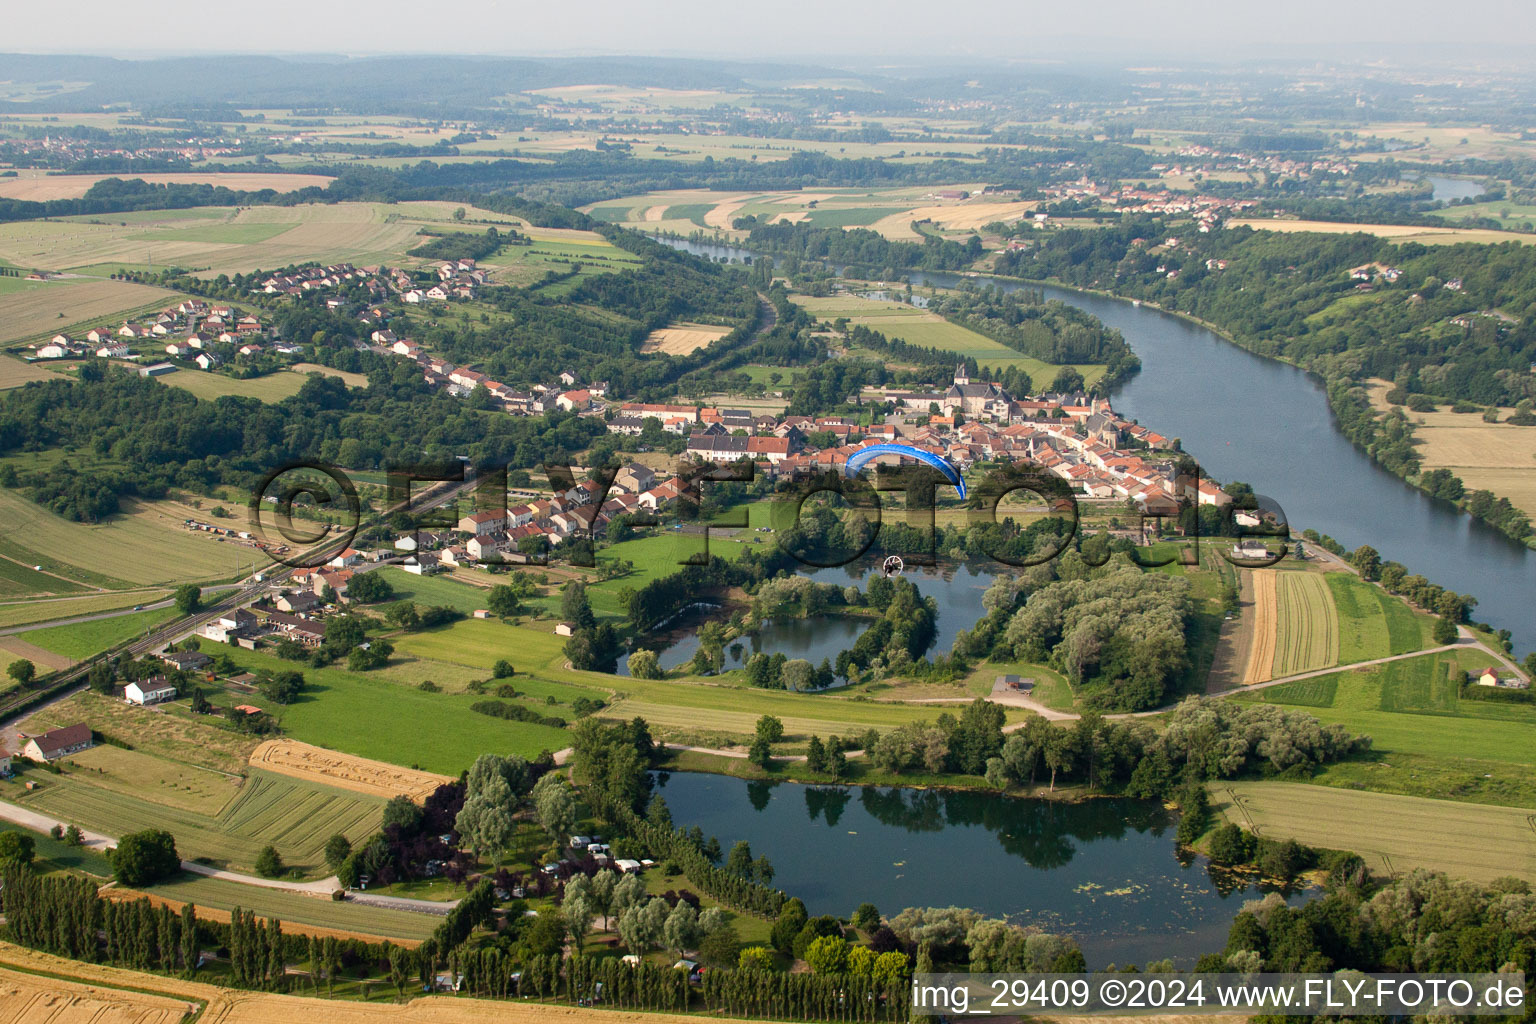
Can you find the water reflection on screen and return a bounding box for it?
[655,771,1305,966]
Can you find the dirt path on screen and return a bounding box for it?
[1205,569,1253,693]
[1242,568,1277,684]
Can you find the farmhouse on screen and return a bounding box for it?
[21,722,93,763]
[125,676,177,706]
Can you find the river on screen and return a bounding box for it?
[659,236,1534,653]
[654,771,1302,967]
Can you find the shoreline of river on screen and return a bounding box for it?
[934,269,1536,555]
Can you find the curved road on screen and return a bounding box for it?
[0,797,456,914]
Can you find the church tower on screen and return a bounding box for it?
[954,362,969,386]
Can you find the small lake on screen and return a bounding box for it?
[614,563,994,676]
[1416,174,1488,202]
[656,771,1302,967]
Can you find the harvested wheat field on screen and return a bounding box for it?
[251,739,453,802]
[0,278,181,345]
[0,353,64,388]
[0,171,334,202]
[0,967,198,1024]
[641,322,731,355]
[206,993,775,1024]
[1228,218,1535,245]
[1243,569,1278,684]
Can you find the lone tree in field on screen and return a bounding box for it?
[255,845,285,878]
[111,829,179,887]
[6,659,35,689]
[323,834,351,871]
[487,584,522,618]
[560,580,596,631]
[173,584,202,615]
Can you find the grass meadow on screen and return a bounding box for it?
[197,639,572,773]
[1235,648,1536,804]
[0,491,251,591]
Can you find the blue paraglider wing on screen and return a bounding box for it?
[843,443,966,500]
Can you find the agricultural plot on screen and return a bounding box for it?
[45,744,240,817]
[129,874,439,942]
[0,556,90,598]
[1227,218,1535,246]
[1219,781,1536,883]
[581,185,1031,241]
[23,691,259,776]
[196,639,571,773]
[250,739,454,802]
[0,589,167,629]
[0,491,254,590]
[0,636,72,671]
[0,353,63,388]
[0,277,182,345]
[0,170,334,201]
[20,607,171,658]
[1325,572,1428,662]
[0,966,193,1024]
[1242,569,1277,684]
[480,228,645,287]
[1365,381,1536,521]
[12,767,384,876]
[1237,650,1536,767]
[155,368,311,403]
[641,322,731,355]
[0,202,533,288]
[1271,570,1338,676]
[791,293,1106,385]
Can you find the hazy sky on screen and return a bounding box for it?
[7,0,1536,60]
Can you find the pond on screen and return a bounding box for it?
[613,563,996,676]
[655,771,1302,967]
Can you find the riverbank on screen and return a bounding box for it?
[947,270,1536,554]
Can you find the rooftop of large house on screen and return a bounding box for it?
[26,722,92,759]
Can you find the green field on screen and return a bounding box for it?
[11,767,383,876]
[1218,781,1536,883]
[0,824,114,877]
[1237,649,1536,804]
[803,207,891,227]
[1325,572,1432,662]
[370,567,494,615]
[138,872,440,940]
[199,639,572,773]
[1272,570,1338,676]
[0,557,91,598]
[21,607,173,658]
[0,588,168,628]
[157,369,311,403]
[0,490,252,590]
[791,293,1106,386]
